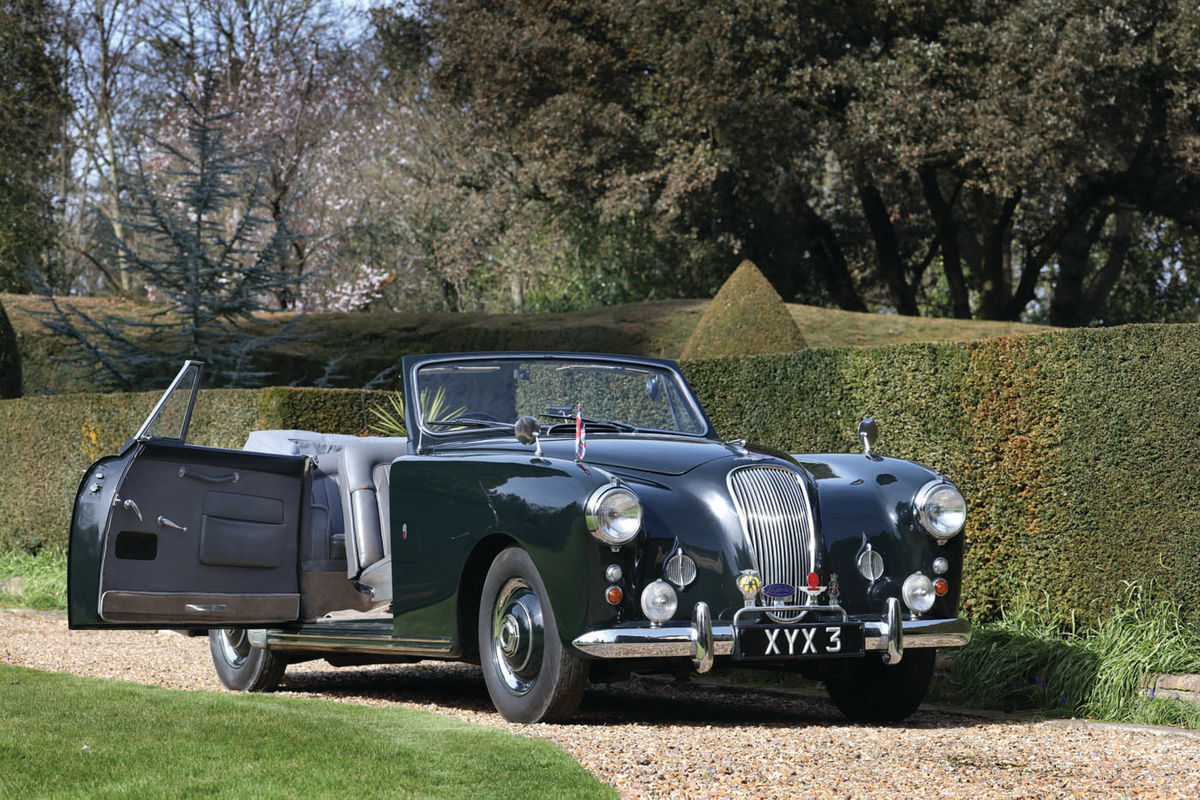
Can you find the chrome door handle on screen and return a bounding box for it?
[157,516,188,533]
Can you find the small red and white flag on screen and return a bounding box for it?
[575,403,586,462]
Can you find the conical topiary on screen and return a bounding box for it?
[0,299,21,398]
[680,260,807,360]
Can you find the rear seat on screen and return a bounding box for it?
[243,430,408,602]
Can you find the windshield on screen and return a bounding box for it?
[413,357,708,437]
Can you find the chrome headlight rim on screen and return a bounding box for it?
[915,480,966,541]
[585,484,643,547]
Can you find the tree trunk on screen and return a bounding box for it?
[919,167,970,318]
[797,203,867,312]
[857,179,918,315]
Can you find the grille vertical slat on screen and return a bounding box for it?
[727,466,816,593]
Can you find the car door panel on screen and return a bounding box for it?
[75,441,306,628]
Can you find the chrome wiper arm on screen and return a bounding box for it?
[539,412,639,433]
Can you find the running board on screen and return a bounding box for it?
[255,620,456,658]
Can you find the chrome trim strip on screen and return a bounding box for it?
[572,612,971,662]
[264,628,455,657]
[733,603,849,625]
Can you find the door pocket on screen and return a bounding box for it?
[200,517,287,568]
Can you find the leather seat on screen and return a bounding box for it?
[335,438,410,601]
[244,430,408,602]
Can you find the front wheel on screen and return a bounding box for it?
[823,649,935,722]
[479,547,588,723]
[208,628,287,692]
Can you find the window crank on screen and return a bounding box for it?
[122,498,143,522]
[157,516,188,533]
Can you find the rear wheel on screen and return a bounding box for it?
[823,649,935,722]
[208,628,287,692]
[479,547,588,723]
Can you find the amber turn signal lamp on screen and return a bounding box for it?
[605,585,623,605]
[934,578,949,597]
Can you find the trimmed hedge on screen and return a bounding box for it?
[681,260,807,360]
[0,387,384,553]
[685,324,1200,626]
[3,323,1198,625]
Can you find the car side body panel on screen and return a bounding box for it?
[389,452,613,648]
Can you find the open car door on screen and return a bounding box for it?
[68,362,305,629]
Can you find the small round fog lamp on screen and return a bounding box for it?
[902,573,937,614]
[640,580,678,625]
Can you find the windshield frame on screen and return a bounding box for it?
[402,352,717,449]
[133,360,205,443]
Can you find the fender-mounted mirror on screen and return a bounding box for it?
[857,418,878,457]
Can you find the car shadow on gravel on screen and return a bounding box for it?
[274,662,983,730]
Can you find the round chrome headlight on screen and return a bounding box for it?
[902,573,937,614]
[585,485,643,547]
[916,481,966,541]
[640,580,678,624]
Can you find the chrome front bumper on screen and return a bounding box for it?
[571,598,971,673]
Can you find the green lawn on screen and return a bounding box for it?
[0,663,615,799]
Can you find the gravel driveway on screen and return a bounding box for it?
[4,608,1199,799]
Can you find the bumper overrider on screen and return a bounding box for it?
[572,597,971,673]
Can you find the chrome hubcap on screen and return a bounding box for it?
[490,578,544,696]
[217,628,250,668]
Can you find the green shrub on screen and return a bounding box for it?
[684,324,1200,625]
[951,584,1200,728]
[0,548,65,610]
[681,260,807,360]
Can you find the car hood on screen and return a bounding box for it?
[462,435,743,476]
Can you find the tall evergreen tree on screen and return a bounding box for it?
[39,77,302,390]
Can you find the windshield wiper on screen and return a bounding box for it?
[540,411,639,433]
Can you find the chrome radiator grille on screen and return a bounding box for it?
[726,465,817,592]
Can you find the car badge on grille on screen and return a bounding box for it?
[735,570,762,605]
[799,571,826,597]
[761,583,795,600]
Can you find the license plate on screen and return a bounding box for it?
[734,622,865,660]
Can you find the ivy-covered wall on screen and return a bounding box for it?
[2,324,1197,624]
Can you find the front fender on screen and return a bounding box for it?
[795,453,964,619]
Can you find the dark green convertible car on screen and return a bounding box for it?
[69,352,970,723]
